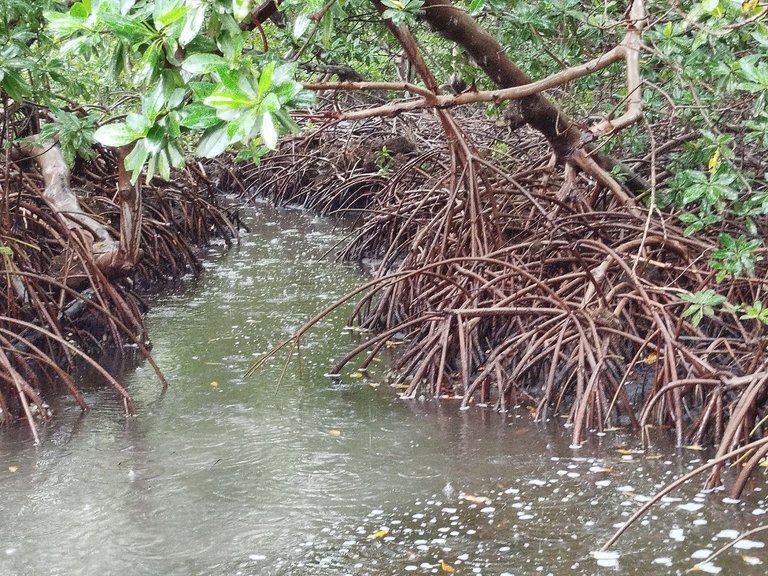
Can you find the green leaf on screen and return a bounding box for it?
[258,61,276,97]
[0,70,30,102]
[293,14,311,39]
[232,0,252,21]
[261,111,278,149]
[204,92,253,110]
[179,104,220,129]
[100,14,153,43]
[182,53,227,75]
[197,122,230,158]
[179,5,207,46]
[124,139,150,184]
[69,2,89,19]
[94,123,140,147]
[189,81,217,100]
[156,5,189,29]
[155,146,170,180]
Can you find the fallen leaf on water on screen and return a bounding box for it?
[645,454,663,460]
[370,528,389,538]
[684,444,705,451]
[592,467,614,473]
[640,351,658,365]
[210,381,219,387]
[8,466,18,473]
[440,560,455,573]
[460,494,491,505]
[327,430,342,437]
[616,448,635,455]
[350,372,363,379]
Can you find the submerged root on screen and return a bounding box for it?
[0,137,239,438]
[243,109,767,497]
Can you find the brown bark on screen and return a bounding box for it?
[420,0,582,159]
[116,145,143,271]
[17,141,134,281]
[419,0,648,194]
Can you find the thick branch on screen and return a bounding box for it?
[17,141,127,278]
[116,145,143,271]
[420,0,583,159]
[418,0,648,195]
[588,0,648,137]
[304,45,626,119]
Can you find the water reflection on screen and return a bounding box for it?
[0,204,766,575]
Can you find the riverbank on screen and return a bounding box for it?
[0,148,239,439]
[240,107,768,498]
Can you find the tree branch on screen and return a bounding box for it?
[304,44,626,120]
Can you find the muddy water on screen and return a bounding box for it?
[1,204,766,576]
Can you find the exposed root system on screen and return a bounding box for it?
[244,107,767,497]
[1,125,238,440]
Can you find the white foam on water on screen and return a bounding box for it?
[669,528,685,541]
[691,549,712,559]
[733,539,765,550]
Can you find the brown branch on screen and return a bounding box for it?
[302,80,436,99]
[588,0,648,138]
[305,45,626,120]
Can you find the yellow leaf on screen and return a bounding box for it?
[210,381,219,387]
[327,429,342,437]
[684,444,705,451]
[645,454,663,460]
[759,458,768,468]
[640,351,657,365]
[616,448,634,455]
[8,466,18,473]
[370,528,389,538]
[708,148,720,173]
[743,0,759,14]
[440,560,455,573]
[742,555,762,565]
[350,372,363,378]
[592,466,614,473]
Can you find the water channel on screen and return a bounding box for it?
[1,204,767,575]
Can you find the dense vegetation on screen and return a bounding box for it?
[1,0,767,495]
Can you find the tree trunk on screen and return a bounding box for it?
[116,145,143,271]
[419,0,647,194]
[420,0,583,159]
[18,141,137,281]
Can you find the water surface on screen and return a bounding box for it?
[1,204,766,575]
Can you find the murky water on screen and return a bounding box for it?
[1,204,766,576]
